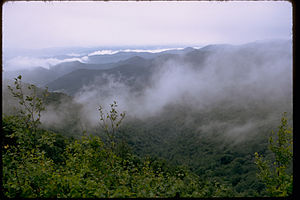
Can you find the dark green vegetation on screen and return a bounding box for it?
[2,77,234,197]
[115,107,290,196]
[2,75,293,197]
[255,113,293,196]
[3,115,237,198]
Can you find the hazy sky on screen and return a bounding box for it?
[3,1,292,49]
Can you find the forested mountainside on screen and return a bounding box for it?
[2,77,293,197]
[2,40,293,197]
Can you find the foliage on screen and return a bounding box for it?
[116,107,274,196]
[7,75,49,132]
[254,112,293,197]
[2,115,234,198]
[3,115,58,197]
[98,101,125,149]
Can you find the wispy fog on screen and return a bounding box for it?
[3,41,292,141]
[70,41,292,133]
[4,56,89,71]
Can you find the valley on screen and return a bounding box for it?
[2,40,293,197]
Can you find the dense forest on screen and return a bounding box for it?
[3,0,293,197]
[2,75,293,197]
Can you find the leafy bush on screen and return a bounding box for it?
[255,112,293,197]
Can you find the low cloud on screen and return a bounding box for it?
[88,50,120,56]
[6,41,291,142]
[70,41,292,142]
[4,47,187,71]
[4,56,89,71]
[87,47,185,57]
[66,53,83,57]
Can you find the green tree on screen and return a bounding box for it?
[98,101,125,149]
[7,75,49,132]
[254,112,293,196]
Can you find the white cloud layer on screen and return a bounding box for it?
[87,48,184,56]
[4,56,89,71]
[71,41,292,126]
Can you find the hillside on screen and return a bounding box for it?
[2,40,293,197]
[45,56,154,95]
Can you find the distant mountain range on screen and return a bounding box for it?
[3,47,194,87]
[3,40,292,98]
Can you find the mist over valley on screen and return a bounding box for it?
[2,1,294,197]
[2,39,293,196]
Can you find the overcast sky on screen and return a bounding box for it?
[3,1,292,49]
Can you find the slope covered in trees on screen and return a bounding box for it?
[2,76,293,197]
[2,77,234,197]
